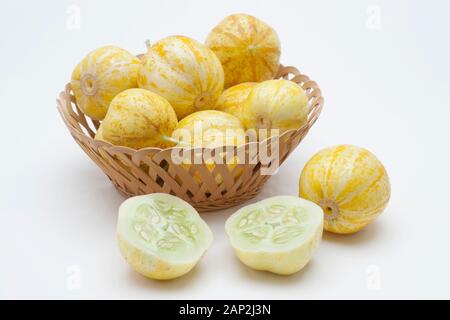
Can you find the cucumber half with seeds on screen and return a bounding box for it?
[225,196,324,275]
[117,193,213,280]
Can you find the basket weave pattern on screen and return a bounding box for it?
[57,65,323,211]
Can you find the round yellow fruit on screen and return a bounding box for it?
[172,110,246,148]
[101,89,178,149]
[117,193,213,280]
[225,196,323,275]
[241,79,309,137]
[299,145,391,234]
[71,46,141,120]
[205,13,281,88]
[216,82,256,119]
[138,36,224,119]
[171,110,246,184]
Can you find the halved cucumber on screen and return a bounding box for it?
[225,196,324,275]
[117,193,213,280]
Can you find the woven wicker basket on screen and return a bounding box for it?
[57,65,323,212]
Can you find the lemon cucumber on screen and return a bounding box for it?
[117,193,213,280]
[225,196,323,275]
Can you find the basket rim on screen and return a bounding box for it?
[57,64,324,156]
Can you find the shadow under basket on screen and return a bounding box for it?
[57,65,324,212]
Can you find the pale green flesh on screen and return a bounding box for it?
[226,196,324,252]
[118,193,212,263]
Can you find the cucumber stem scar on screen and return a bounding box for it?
[145,39,152,50]
[318,199,340,221]
[80,73,99,96]
[160,135,191,147]
[194,92,212,109]
[256,116,272,130]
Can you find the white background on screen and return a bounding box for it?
[1,0,449,299]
